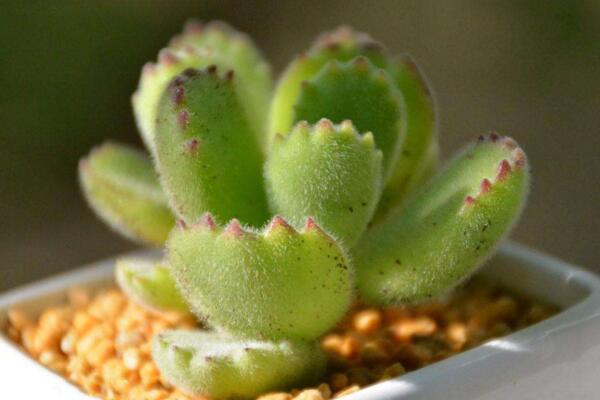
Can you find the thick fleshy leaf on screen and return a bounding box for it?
[153,330,325,398]
[354,134,530,304]
[265,119,383,247]
[268,27,389,146]
[133,20,271,154]
[294,57,404,180]
[154,66,269,227]
[115,258,189,313]
[168,215,352,340]
[78,142,174,246]
[377,55,438,216]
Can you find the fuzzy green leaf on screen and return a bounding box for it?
[269,27,389,146]
[154,67,269,227]
[354,134,530,304]
[133,20,271,154]
[265,119,383,247]
[78,142,175,246]
[293,57,404,180]
[115,258,189,313]
[153,330,325,399]
[168,215,352,340]
[377,56,438,217]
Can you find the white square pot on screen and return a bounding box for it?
[1,242,599,399]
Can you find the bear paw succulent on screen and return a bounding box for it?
[79,20,531,399]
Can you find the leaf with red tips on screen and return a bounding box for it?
[193,213,216,230]
[78,142,175,246]
[496,159,512,181]
[224,219,244,237]
[354,134,530,305]
[265,120,383,246]
[154,68,269,228]
[480,178,492,194]
[267,215,295,234]
[167,215,352,341]
[132,20,272,155]
[292,58,403,180]
[152,330,325,398]
[268,26,390,147]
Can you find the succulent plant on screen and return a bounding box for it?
[79,20,530,399]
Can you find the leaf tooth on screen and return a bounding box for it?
[177,111,190,131]
[302,217,333,241]
[192,212,217,230]
[171,86,186,105]
[512,148,527,169]
[496,159,512,181]
[480,178,492,194]
[303,216,320,232]
[464,195,477,206]
[361,131,375,148]
[501,137,518,150]
[339,119,355,133]
[183,138,200,155]
[223,219,244,237]
[292,120,311,136]
[158,49,180,66]
[266,215,296,234]
[478,132,500,144]
[316,118,335,133]
[207,64,218,75]
[224,69,235,81]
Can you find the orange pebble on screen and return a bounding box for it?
[352,309,382,335]
[390,317,437,342]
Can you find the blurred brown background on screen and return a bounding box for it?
[1,1,599,291]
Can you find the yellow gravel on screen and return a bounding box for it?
[6,280,555,400]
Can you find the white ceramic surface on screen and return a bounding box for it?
[1,242,599,399]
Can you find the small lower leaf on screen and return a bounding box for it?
[153,330,325,399]
[78,142,175,246]
[115,258,189,313]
